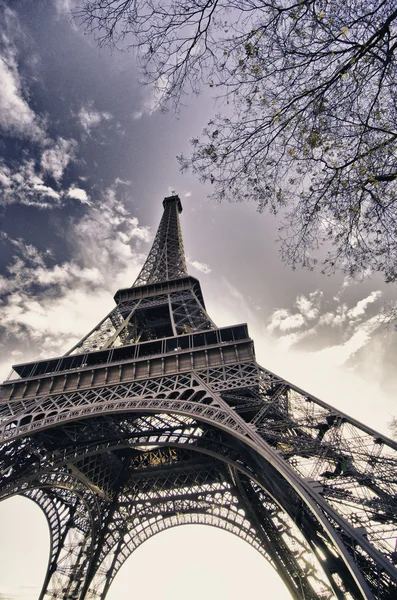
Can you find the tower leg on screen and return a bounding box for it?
[0,471,102,600]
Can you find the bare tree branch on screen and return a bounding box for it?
[75,0,397,282]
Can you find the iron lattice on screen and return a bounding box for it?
[1,194,397,600]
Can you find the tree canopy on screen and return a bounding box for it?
[76,1,397,282]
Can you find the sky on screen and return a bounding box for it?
[0,1,397,598]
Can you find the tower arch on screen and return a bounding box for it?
[1,195,397,599]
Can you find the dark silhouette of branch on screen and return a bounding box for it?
[75,1,397,282]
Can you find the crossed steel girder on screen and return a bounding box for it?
[2,195,397,599]
[65,287,214,355]
[133,195,187,287]
[1,361,397,599]
[1,416,335,600]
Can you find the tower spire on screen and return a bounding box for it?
[133,194,187,286]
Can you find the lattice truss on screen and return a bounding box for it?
[66,301,137,355]
[133,195,187,286]
[0,411,334,600]
[66,196,198,355]
[1,360,397,599]
[171,290,214,334]
[2,194,397,600]
[66,289,214,355]
[24,484,101,600]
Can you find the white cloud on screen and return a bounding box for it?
[189,260,211,275]
[295,290,322,320]
[312,316,380,367]
[347,291,382,320]
[277,327,317,351]
[0,166,11,187]
[318,291,382,328]
[0,183,152,373]
[0,136,82,208]
[268,291,322,334]
[0,287,108,359]
[267,281,383,356]
[114,177,131,186]
[0,11,80,207]
[78,103,113,134]
[9,238,48,267]
[67,185,91,205]
[72,187,151,289]
[0,8,46,142]
[318,304,349,327]
[0,159,62,208]
[0,53,45,141]
[267,308,305,332]
[41,137,77,181]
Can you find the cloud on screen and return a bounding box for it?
[277,327,317,351]
[1,287,104,347]
[41,137,77,181]
[313,316,380,367]
[66,185,90,205]
[0,53,45,141]
[295,290,322,320]
[0,183,152,375]
[0,159,62,208]
[189,260,211,275]
[0,9,80,206]
[268,290,323,333]
[266,283,383,360]
[0,136,82,208]
[318,304,349,328]
[318,291,382,328]
[0,7,46,142]
[347,291,382,320]
[78,103,113,134]
[72,185,151,286]
[268,308,306,333]
[8,237,49,267]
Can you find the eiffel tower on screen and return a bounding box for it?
[1,194,397,600]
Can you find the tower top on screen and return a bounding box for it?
[163,194,183,213]
[132,194,187,287]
